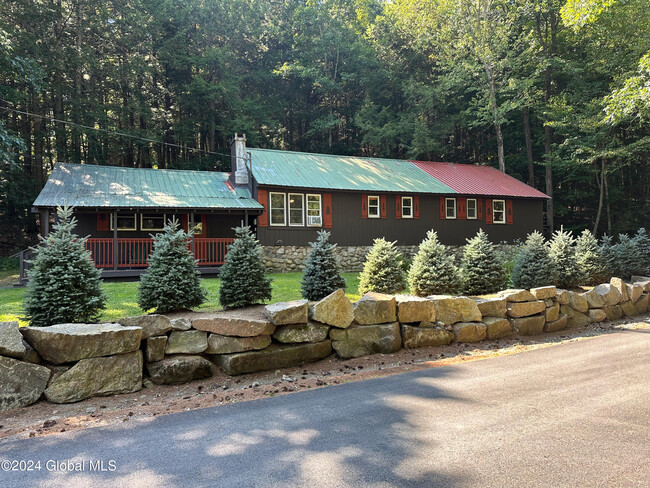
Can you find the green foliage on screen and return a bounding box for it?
[511,231,555,289]
[24,205,106,326]
[408,230,461,296]
[218,226,272,309]
[614,233,645,278]
[575,230,610,285]
[460,229,507,295]
[358,238,407,295]
[138,218,207,313]
[599,234,617,277]
[549,227,582,288]
[300,230,346,301]
[633,228,650,275]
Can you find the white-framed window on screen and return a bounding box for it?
[493,199,506,224]
[288,193,304,226]
[466,199,477,219]
[445,198,456,219]
[141,213,166,231]
[307,194,322,226]
[270,192,286,226]
[401,196,413,218]
[111,213,137,231]
[368,195,380,218]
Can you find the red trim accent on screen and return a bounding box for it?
[506,199,513,224]
[361,194,368,219]
[486,199,493,224]
[323,193,332,228]
[414,196,419,219]
[380,195,387,219]
[395,195,402,219]
[225,180,235,191]
[181,215,189,232]
[478,198,484,220]
[439,197,446,220]
[257,189,268,227]
[458,197,467,219]
[97,213,109,231]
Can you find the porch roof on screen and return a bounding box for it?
[33,163,263,210]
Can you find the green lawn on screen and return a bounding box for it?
[0,272,361,326]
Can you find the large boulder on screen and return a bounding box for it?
[170,318,192,331]
[610,277,628,302]
[561,305,592,328]
[569,292,589,313]
[273,323,330,344]
[165,330,208,355]
[620,301,638,317]
[428,296,482,325]
[581,289,604,309]
[506,300,546,318]
[588,309,607,323]
[483,317,513,340]
[205,334,271,355]
[400,325,454,349]
[0,356,51,411]
[147,355,214,384]
[498,289,536,302]
[635,294,649,314]
[353,292,397,325]
[592,284,622,306]
[452,322,487,343]
[556,289,571,305]
[146,336,167,363]
[309,289,354,329]
[530,286,557,300]
[545,303,560,322]
[330,323,401,358]
[625,284,643,304]
[631,278,650,291]
[44,351,142,404]
[192,315,275,337]
[395,295,436,323]
[118,315,172,339]
[603,305,623,321]
[265,300,309,325]
[474,298,507,318]
[21,323,142,365]
[545,314,568,332]
[510,315,545,335]
[0,321,26,359]
[214,341,332,375]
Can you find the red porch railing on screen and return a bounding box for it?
[85,238,234,269]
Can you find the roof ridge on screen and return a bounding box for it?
[56,162,230,177]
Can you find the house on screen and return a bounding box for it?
[30,133,549,276]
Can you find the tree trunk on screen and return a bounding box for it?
[31,91,44,187]
[486,65,505,172]
[72,1,83,164]
[523,107,534,186]
[604,171,612,235]
[54,69,67,163]
[594,159,605,234]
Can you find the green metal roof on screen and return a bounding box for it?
[33,163,263,210]
[249,148,457,194]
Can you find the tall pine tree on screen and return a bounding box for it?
[575,230,610,285]
[460,229,507,295]
[300,230,346,301]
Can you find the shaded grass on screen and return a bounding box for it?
[0,272,361,326]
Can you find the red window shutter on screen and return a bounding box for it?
[486,199,493,224]
[323,193,332,228]
[478,198,484,220]
[506,199,513,224]
[458,197,467,219]
[181,214,189,232]
[395,195,402,219]
[361,194,368,219]
[439,197,446,220]
[414,196,420,219]
[97,213,109,231]
[380,195,387,219]
[257,189,268,227]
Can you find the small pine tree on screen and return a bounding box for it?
[300,230,346,301]
[511,231,555,289]
[138,218,207,313]
[408,230,461,296]
[358,238,407,295]
[218,226,272,309]
[460,229,507,295]
[615,233,644,279]
[24,205,106,327]
[549,227,582,288]
[599,234,617,277]
[632,228,650,275]
[575,230,610,285]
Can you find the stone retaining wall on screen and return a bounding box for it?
[1,276,649,411]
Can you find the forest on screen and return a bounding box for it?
[0,0,648,255]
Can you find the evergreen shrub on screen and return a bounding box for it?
[300,230,346,301]
[358,238,407,295]
[408,230,461,296]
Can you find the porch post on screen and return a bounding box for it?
[41,209,50,237]
[190,211,195,253]
[113,210,118,270]
[244,210,248,227]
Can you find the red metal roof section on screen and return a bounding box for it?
[410,161,550,199]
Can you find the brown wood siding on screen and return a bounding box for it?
[255,188,544,246]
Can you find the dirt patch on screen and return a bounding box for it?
[1,314,648,442]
